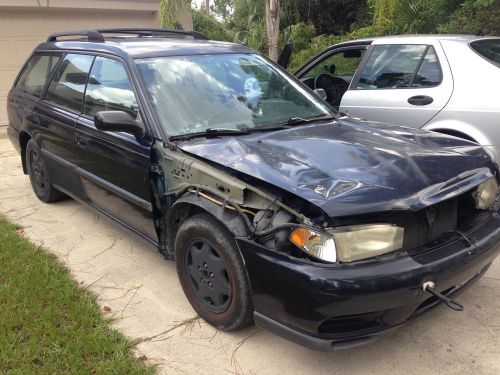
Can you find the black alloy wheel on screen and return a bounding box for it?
[175,213,253,331]
[185,238,232,313]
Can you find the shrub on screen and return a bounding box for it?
[193,9,234,42]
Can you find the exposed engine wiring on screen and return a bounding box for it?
[178,185,320,241]
[187,188,256,217]
[175,184,255,234]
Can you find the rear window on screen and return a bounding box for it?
[16,54,61,97]
[470,39,500,67]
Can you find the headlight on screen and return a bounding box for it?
[290,224,404,263]
[289,228,338,262]
[472,178,498,209]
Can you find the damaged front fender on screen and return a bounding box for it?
[150,140,315,259]
[162,190,251,259]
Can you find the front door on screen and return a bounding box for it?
[74,55,156,241]
[295,46,367,109]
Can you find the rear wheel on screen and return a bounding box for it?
[174,213,253,330]
[26,139,65,203]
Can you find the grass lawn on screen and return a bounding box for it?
[0,217,155,374]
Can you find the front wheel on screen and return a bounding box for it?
[174,213,253,331]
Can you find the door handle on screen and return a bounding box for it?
[29,115,41,126]
[408,95,433,106]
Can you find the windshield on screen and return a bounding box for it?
[136,54,333,137]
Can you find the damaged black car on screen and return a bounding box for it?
[7,29,500,351]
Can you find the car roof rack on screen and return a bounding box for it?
[47,28,208,42]
[97,28,208,40]
[47,29,105,42]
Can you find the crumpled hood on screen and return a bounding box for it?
[178,118,496,217]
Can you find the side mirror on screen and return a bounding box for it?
[343,50,362,58]
[314,88,327,101]
[94,111,145,138]
[277,40,293,69]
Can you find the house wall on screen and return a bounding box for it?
[0,0,191,125]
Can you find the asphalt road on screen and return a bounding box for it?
[1,129,499,375]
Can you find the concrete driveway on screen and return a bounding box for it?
[1,128,499,375]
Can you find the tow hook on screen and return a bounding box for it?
[422,281,464,311]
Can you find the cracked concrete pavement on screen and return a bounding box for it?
[0,128,499,375]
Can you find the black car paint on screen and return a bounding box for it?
[6,36,500,351]
[239,208,500,350]
[178,118,496,218]
[9,46,160,243]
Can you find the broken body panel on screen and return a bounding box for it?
[166,117,496,220]
[151,116,500,350]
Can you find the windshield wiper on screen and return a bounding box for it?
[169,128,250,141]
[264,114,336,129]
[170,115,336,141]
[248,114,336,133]
[287,115,336,125]
[286,117,311,125]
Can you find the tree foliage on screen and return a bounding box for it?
[173,0,500,69]
[192,9,234,41]
[371,0,500,35]
[438,0,500,35]
[211,0,233,20]
[159,0,192,29]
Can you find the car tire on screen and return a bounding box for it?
[26,139,66,203]
[174,213,253,331]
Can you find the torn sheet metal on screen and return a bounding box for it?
[179,118,496,217]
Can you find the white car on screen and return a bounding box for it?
[288,35,500,162]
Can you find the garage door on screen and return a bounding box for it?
[0,8,158,125]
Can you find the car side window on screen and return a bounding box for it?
[303,49,365,80]
[45,54,94,112]
[357,45,441,89]
[84,57,139,118]
[470,39,500,66]
[412,47,442,87]
[16,54,61,97]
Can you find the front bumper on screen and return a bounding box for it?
[236,211,500,351]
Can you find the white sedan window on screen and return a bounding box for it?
[357,45,441,89]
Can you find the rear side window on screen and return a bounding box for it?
[412,47,442,87]
[471,39,500,67]
[84,57,139,118]
[45,54,94,112]
[16,54,61,97]
[356,45,442,89]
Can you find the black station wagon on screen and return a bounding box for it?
[7,29,500,350]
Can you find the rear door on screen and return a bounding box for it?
[7,52,61,145]
[340,41,453,127]
[74,55,156,240]
[35,53,94,197]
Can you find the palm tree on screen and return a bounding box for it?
[265,0,280,61]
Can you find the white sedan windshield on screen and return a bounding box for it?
[136,54,333,136]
